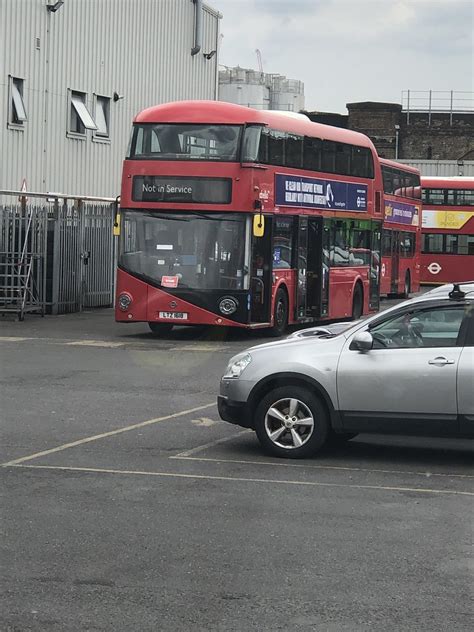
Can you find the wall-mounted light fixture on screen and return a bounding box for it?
[113,92,124,102]
[47,1,64,13]
[203,50,217,60]
[394,124,400,160]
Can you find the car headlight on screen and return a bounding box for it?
[223,353,252,379]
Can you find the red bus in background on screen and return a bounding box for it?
[380,159,421,297]
[421,176,474,284]
[116,100,385,335]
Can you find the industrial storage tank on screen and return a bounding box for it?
[270,76,305,112]
[219,67,270,110]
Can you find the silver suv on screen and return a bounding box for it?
[218,283,474,458]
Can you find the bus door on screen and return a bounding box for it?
[370,221,382,311]
[296,216,325,320]
[250,218,272,324]
[391,230,400,293]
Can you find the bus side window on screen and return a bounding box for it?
[268,130,285,165]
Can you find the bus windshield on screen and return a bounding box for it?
[128,124,241,161]
[120,212,247,290]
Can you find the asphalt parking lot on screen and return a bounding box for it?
[1,307,473,632]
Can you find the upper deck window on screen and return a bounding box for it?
[382,166,421,199]
[129,124,241,161]
[242,126,374,178]
[422,188,474,206]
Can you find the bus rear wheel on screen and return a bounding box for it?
[148,322,173,336]
[402,271,411,298]
[269,288,288,337]
[352,284,363,320]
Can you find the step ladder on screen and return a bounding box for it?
[0,207,45,320]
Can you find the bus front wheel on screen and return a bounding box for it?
[269,288,288,337]
[148,322,173,336]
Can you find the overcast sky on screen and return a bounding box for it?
[216,0,473,113]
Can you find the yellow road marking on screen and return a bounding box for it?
[6,463,473,497]
[171,455,474,480]
[0,336,35,342]
[1,403,215,467]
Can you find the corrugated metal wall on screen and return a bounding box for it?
[398,160,474,177]
[0,0,220,198]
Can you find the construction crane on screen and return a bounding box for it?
[255,49,263,74]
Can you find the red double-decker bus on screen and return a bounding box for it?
[421,176,474,284]
[116,100,386,335]
[380,159,421,297]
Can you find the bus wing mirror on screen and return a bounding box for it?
[113,196,121,236]
[253,214,265,237]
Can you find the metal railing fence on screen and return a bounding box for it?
[0,190,117,318]
[401,90,474,125]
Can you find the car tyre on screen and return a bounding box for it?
[148,322,173,336]
[269,288,289,337]
[254,385,329,458]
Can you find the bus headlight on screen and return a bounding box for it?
[219,296,238,315]
[223,353,252,379]
[118,293,132,311]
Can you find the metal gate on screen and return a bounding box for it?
[51,201,115,313]
[0,190,117,317]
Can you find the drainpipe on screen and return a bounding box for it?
[191,0,202,56]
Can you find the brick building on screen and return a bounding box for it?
[304,99,474,162]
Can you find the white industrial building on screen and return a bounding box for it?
[0,0,221,197]
[219,66,305,112]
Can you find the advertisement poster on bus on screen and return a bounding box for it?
[384,201,420,226]
[422,209,474,229]
[275,175,368,211]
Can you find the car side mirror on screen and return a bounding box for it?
[350,331,373,351]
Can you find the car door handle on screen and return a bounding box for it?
[428,356,455,366]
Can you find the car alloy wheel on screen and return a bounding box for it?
[254,385,329,458]
[264,397,314,449]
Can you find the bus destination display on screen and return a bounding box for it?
[132,176,232,204]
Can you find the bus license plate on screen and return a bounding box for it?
[159,311,188,320]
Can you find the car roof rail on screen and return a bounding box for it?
[448,283,467,300]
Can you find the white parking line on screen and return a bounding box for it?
[172,455,474,480]
[6,463,473,497]
[1,403,215,467]
[170,344,228,352]
[65,340,126,348]
[171,430,250,458]
[0,336,231,352]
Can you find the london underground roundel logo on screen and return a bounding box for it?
[427,262,442,275]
